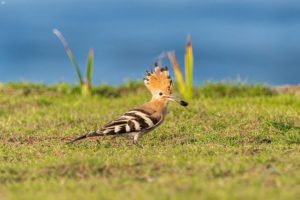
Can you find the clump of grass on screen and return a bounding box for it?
[93,84,119,97]
[167,35,194,100]
[198,82,275,98]
[1,82,81,96]
[0,82,276,98]
[53,28,94,96]
[93,81,146,97]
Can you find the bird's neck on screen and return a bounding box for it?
[148,99,168,114]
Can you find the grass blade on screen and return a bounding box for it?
[86,48,94,86]
[80,48,94,96]
[185,35,194,99]
[53,28,83,86]
[167,51,186,96]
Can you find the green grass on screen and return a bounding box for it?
[0,83,299,200]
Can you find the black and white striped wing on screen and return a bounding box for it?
[98,109,162,136]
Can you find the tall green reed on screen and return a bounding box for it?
[167,35,194,100]
[53,28,94,96]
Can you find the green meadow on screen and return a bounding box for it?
[0,82,299,200]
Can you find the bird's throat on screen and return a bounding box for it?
[149,99,168,113]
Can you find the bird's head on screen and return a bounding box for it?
[144,66,188,107]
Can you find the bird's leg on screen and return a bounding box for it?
[133,133,143,148]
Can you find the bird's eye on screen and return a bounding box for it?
[159,92,163,96]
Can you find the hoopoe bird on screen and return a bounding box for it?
[69,66,188,147]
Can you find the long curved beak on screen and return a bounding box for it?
[164,95,188,107]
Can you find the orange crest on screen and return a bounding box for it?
[144,66,172,96]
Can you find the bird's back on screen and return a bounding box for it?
[96,104,165,137]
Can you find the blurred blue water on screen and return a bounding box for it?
[0,0,300,85]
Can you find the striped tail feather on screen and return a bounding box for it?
[67,131,103,144]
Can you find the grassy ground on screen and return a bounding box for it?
[0,83,299,200]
